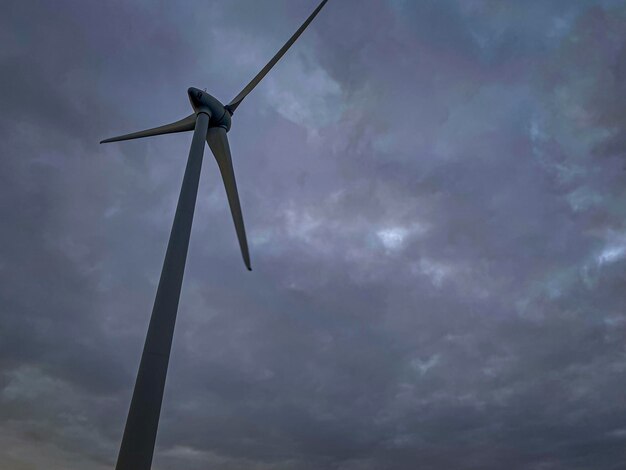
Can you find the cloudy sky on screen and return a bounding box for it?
[2,0,626,468]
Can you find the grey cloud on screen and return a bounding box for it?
[1,1,626,469]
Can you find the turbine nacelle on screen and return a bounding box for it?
[187,87,231,132]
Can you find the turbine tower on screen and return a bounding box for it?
[100,1,330,469]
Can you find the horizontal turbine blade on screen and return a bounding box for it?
[100,113,196,144]
[206,127,251,271]
[227,0,330,113]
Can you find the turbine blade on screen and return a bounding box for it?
[227,0,330,113]
[100,113,196,144]
[206,127,252,271]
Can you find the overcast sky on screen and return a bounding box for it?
[1,0,626,469]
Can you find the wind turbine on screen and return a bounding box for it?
[100,1,331,469]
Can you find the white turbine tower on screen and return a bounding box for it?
[100,1,331,469]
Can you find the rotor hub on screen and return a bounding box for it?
[187,87,231,131]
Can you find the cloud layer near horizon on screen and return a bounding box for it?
[1,1,626,469]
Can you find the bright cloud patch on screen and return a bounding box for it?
[377,226,409,250]
[598,245,626,265]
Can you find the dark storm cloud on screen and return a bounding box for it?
[1,1,626,469]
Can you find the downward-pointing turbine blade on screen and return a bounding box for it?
[227,0,330,113]
[206,127,252,271]
[100,113,196,144]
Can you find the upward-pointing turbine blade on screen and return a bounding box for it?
[226,0,330,113]
[100,113,196,144]
[206,127,252,271]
